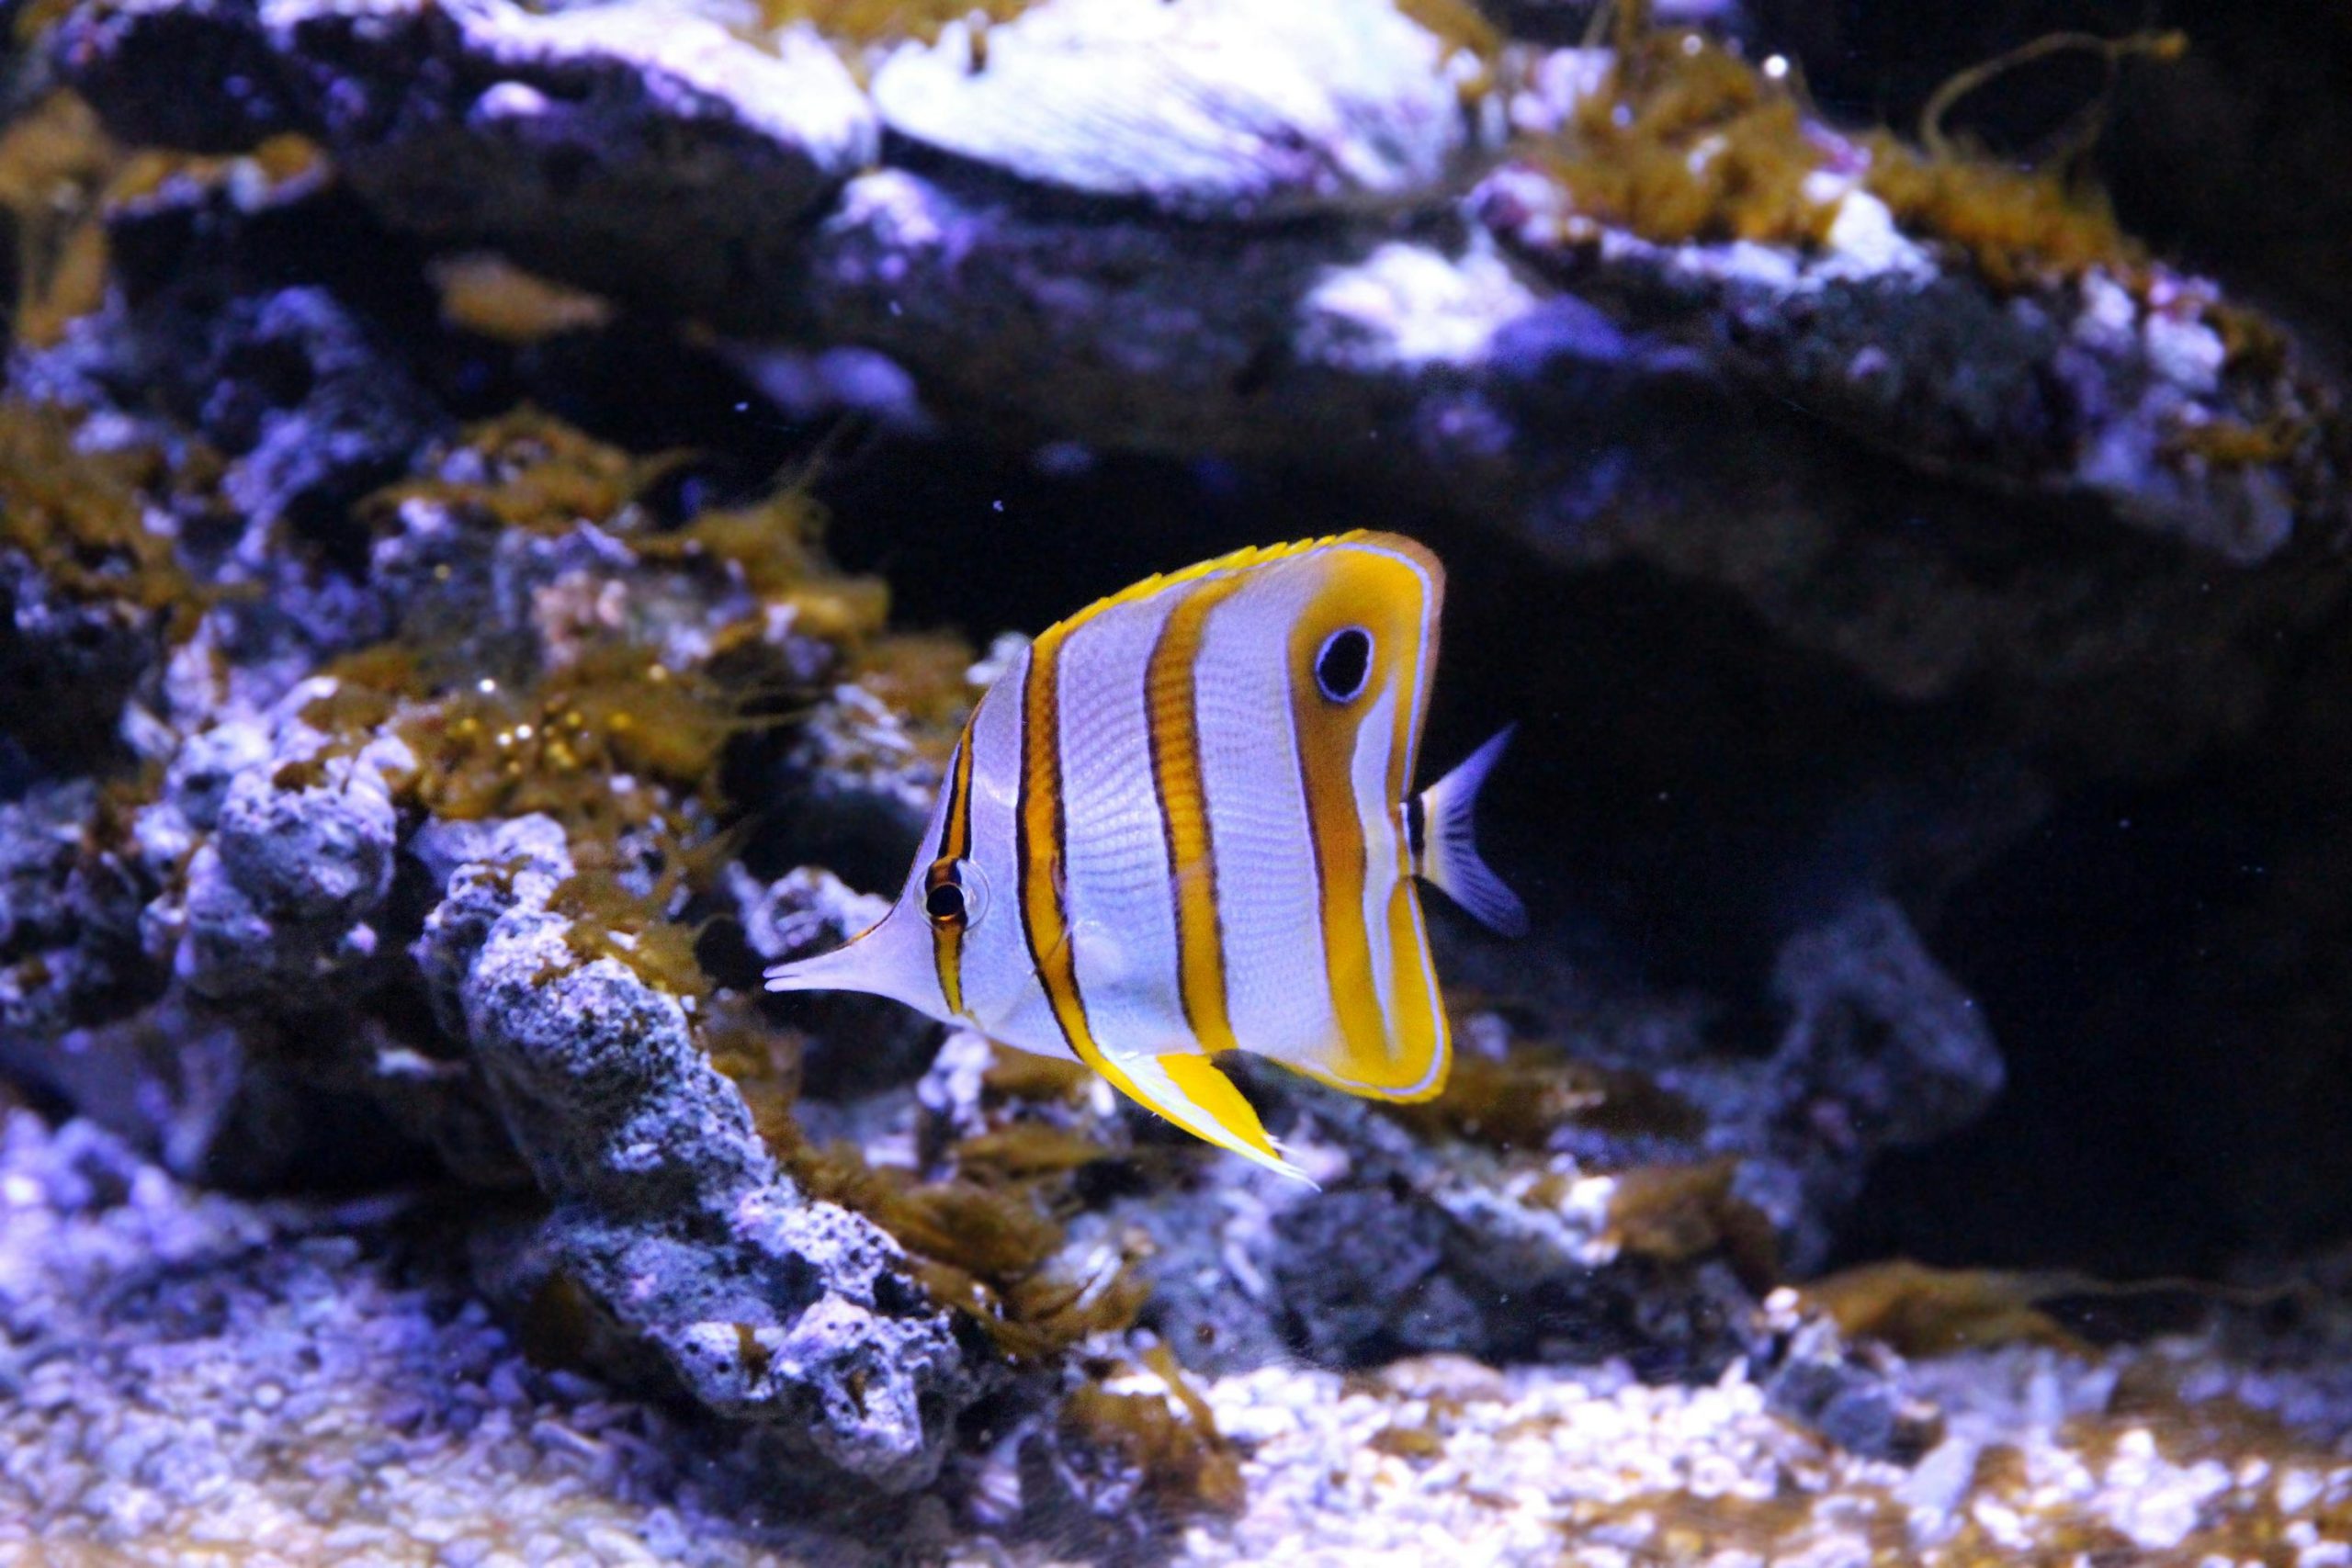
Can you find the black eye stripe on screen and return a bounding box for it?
[1315,626,1373,703]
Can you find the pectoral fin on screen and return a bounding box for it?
[1107,1052,1312,1185]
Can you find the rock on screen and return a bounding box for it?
[1763,1311,1944,1464]
[417,818,989,1490]
[1267,1187,1487,1365]
[60,0,877,322]
[0,780,162,1048]
[1764,897,2003,1153]
[0,554,166,772]
[175,738,400,1001]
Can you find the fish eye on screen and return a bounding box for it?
[1314,626,1373,703]
[922,856,988,929]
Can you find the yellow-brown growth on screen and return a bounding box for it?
[388,643,736,839]
[1524,29,1839,249]
[428,254,616,344]
[1394,0,1502,107]
[718,1031,1141,1362]
[760,0,1035,50]
[1058,1344,1246,1517]
[0,400,199,628]
[1860,133,2144,292]
[371,409,686,538]
[1601,1156,1779,1291]
[1801,1260,2087,1357]
[545,871,712,1001]
[0,93,325,349]
[980,1042,1091,1103]
[2161,413,2311,471]
[636,486,893,651]
[780,1128,1148,1360]
[1520,20,2176,290]
[1390,1041,1704,1151]
[0,93,114,348]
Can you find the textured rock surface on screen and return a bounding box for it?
[417,818,985,1488]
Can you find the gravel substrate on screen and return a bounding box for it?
[0,1109,881,1566]
[5,1105,2351,1566]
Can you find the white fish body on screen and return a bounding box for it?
[766,532,1523,1179]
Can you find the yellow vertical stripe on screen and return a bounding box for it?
[1383,879,1448,1101]
[1017,601,1283,1168]
[1146,572,1247,1057]
[928,716,978,1018]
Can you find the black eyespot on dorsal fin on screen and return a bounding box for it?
[1314,626,1372,703]
[924,858,969,928]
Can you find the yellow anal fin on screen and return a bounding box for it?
[1112,1052,1312,1185]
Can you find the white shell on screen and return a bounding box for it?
[871,0,1475,218]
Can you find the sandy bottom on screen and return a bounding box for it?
[3,1108,2349,1567]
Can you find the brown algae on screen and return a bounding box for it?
[1520,18,2173,290]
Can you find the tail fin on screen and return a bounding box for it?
[1413,726,1529,937]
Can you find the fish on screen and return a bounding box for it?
[764,531,1524,1180]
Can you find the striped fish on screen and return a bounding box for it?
[765,532,1524,1180]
